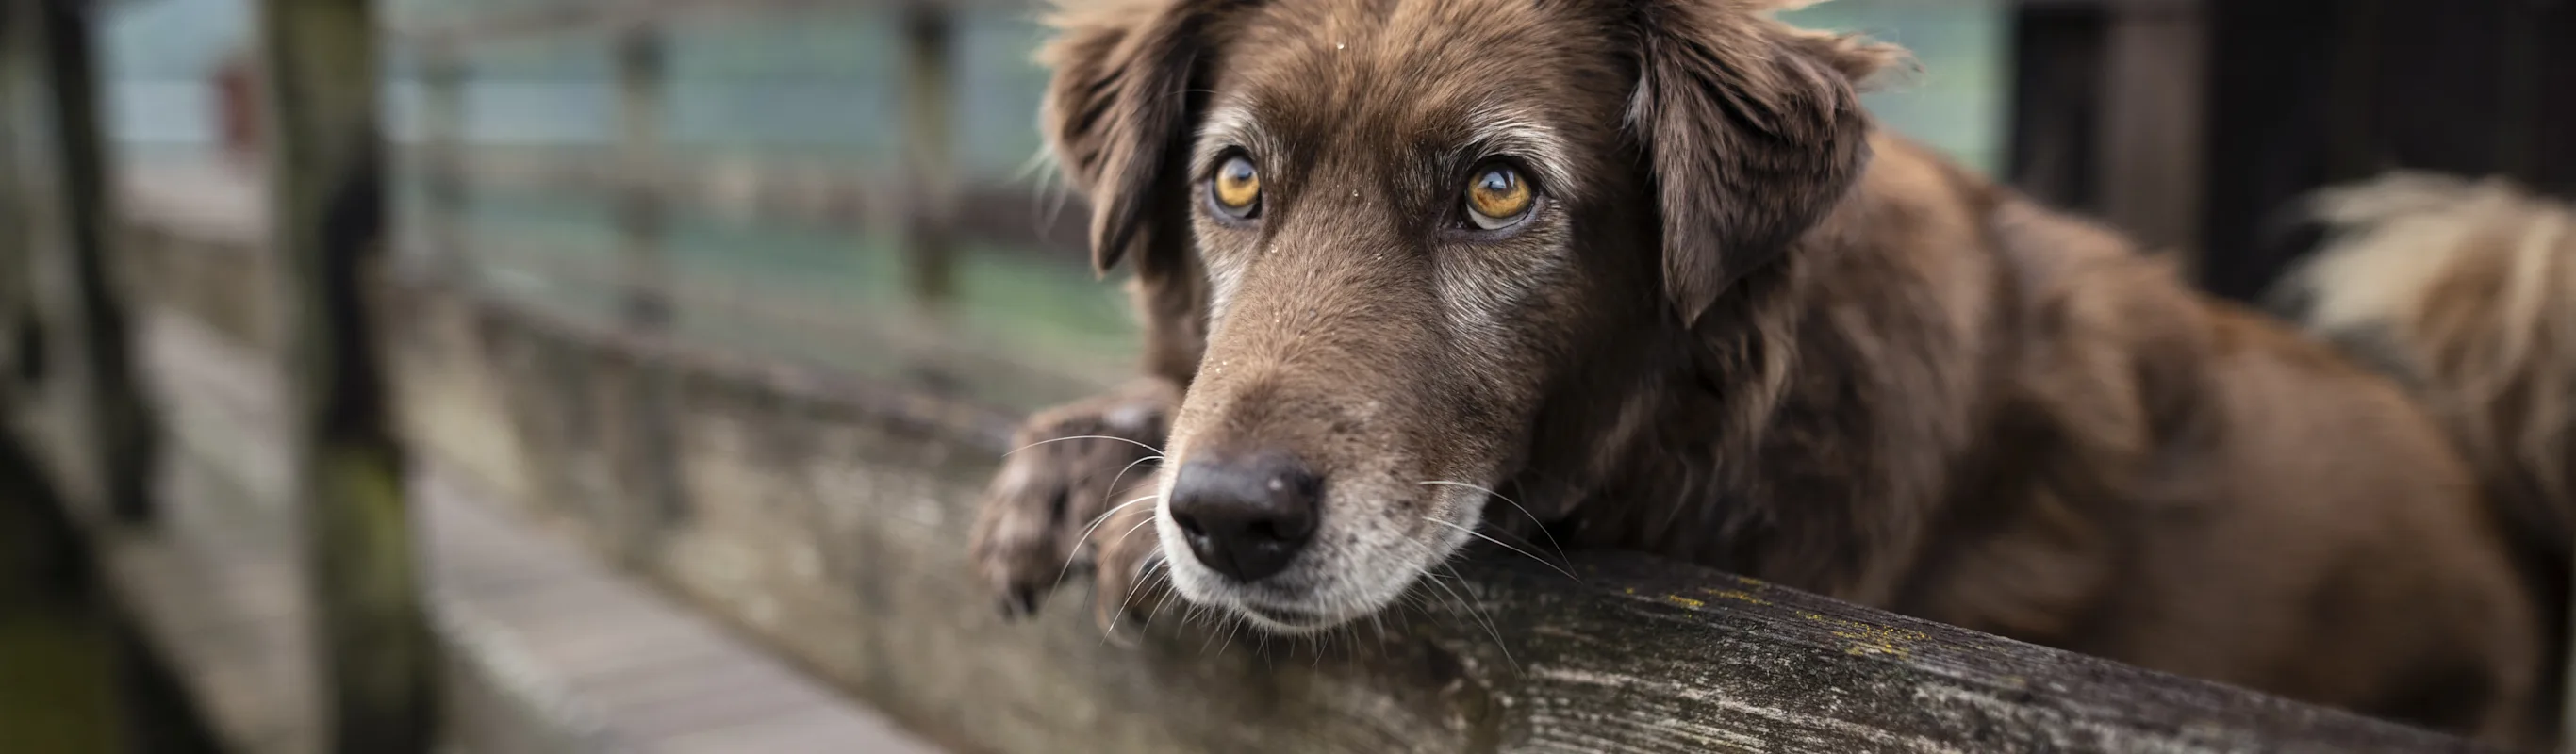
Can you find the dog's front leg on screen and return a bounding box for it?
[967,378,1177,630]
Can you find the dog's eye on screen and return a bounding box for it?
[1464,165,1534,230]
[1210,156,1262,219]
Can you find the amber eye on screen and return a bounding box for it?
[1210,156,1262,219]
[1464,164,1534,230]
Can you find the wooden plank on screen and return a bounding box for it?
[34,0,157,523]
[100,310,318,754]
[71,300,944,754]
[421,467,941,754]
[255,0,437,750]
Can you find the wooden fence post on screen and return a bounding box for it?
[257,0,438,750]
[615,26,670,328]
[36,0,156,523]
[0,3,29,391]
[899,1,957,311]
[2094,0,2205,260]
[608,24,687,558]
[421,43,470,282]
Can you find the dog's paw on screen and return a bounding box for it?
[967,380,1177,620]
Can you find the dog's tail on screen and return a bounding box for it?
[2276,172,2576,572]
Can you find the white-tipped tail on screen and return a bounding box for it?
[2282,172,2576,562]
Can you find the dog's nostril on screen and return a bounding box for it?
[1167,452,1322,582]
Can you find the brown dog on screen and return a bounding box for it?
[967,0,2575,746]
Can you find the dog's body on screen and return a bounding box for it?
[967,0,2576,746]
[1535,138,2546,744]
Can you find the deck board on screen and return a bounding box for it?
[37,287,942,752]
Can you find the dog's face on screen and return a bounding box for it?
[1041,0,1891,631]
[1149,1,1632,631]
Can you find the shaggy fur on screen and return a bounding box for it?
[966,0,2572,746]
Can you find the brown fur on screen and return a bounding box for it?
[967,0,2564,746]
[2277,173,2576,744]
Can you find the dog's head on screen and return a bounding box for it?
[1042,0,1895,631]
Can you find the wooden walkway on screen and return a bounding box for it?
[51,260,941,752]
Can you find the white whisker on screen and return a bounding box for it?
[1051,494,1163,587]
[1140,568,1181,633]
[1418,480,1570,564]
[1107,513,1160,551]
[1003,434,1166,457]
[1104,455,1167,502]
[1099,557,1174,647]
[1422,517,1581,582]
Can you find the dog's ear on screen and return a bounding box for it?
[1038,0,1230,275]
[1627,3,1900,323]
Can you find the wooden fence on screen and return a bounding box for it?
[2003,0,2576,300]
[0,0,2546,752]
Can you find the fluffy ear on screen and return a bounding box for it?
[1037,0,1230,275]
[1627,2,1900,323]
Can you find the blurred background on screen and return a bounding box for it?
[2,0,2569,752]
[106,0,2012,410]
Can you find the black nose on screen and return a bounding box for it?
[1168,453,1320,582]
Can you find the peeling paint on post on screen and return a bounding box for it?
[256,0,437,750]
[36,0,157,523]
